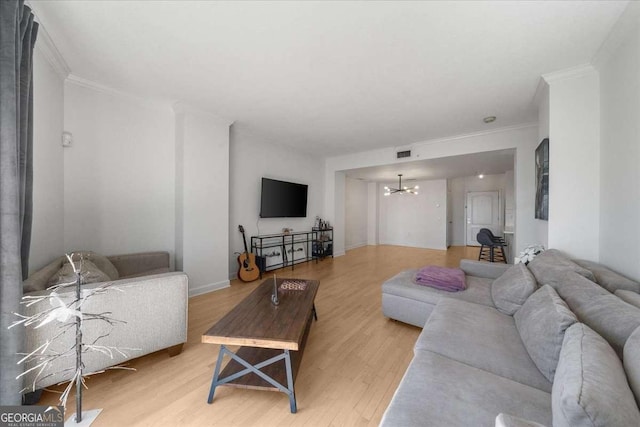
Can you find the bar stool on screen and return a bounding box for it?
[477,229,507,263]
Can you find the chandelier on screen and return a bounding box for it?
[384,174,419,196]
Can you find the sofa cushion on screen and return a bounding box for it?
[47,260,111,287]
[514,285,577,382]
[563,292,640,358]
[107,251,169,278]
[459,259,511,279]
[496,413,547,427]
[416,299,552,392]
[527,249,595,286]
[492,264,538,315]
[382,269,494,308]
[625,326,640,407]
[552,323,640,427]
[616,289,640,309]
[380,351,552,427]
[574,259,640,293]
[551,271,610,308]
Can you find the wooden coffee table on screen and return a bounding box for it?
[202,278,319,413]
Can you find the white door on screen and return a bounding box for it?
[466,191,500,246]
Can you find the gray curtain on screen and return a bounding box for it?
[1,0,38,405]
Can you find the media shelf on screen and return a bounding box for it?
[251,228,333,276]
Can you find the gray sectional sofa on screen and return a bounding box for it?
[380,249,640,427]
[21,251,188,392]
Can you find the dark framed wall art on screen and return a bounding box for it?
[535,138,549,220]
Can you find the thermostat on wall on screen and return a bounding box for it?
[62,131,72,147]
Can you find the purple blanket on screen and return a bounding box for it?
[414,266,466,292]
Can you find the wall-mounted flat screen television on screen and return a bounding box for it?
[260,178,308,218]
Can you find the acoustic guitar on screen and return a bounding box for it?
[237,225,260,282]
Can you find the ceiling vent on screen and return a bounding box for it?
[396,150,411,159]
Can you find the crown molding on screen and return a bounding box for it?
[172,101,234,127]
[541,64,596,84]
[34,23,70,79]
[66,74,172,112]
[412,122,538,149]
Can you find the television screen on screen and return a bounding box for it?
[260,178,308,218]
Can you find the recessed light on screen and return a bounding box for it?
[483,116,496,124]
[478,174,484,179]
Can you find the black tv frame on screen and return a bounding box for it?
[259,178,308,218]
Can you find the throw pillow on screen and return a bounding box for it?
[514,285,577,382]
[491,264,538,315]
[552,323,640,427]
[624,325,640,407]
[527,249,596,286]
[23,256,65,293]
[47,260,111,287]
[70,251,120,280]
[574,259,640,293]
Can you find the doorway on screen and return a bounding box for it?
[466,191,501,246]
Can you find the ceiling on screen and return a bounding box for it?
[30,1,627,157]
[345,149,515,182]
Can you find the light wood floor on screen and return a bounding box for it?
[40,245,480,426]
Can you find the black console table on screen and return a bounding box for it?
[251,228,333,276]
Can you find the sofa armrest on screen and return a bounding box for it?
[496,414,547,427]
[460,259,511,279]
[107,251,170,278]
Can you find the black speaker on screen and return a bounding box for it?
[255,256,267,273]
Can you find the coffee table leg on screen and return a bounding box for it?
[207,345,226,404]
[284,349,297,413]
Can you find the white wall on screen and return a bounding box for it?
[545,68,600,260]
[504,169,515,229]
[597,3,640,280]
[345,177,368,250]
[31,48,65,273]
[325,125,540,256]
[379,179,447,250]
[175,105,231,294]
[63,81,176,260]
[367,182,378,245]
[449,173,507,246]
[228,126,325,277]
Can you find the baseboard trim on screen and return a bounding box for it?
[345,242,367,251]
[189,280,230,297]
[333,250,346,257]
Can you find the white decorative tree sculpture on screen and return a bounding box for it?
[10,253,136,425]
